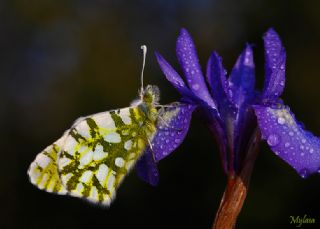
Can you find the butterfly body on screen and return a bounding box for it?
[28,85,161,206]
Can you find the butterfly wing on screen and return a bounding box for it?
[57,107,155,206]
[28,135,68,195]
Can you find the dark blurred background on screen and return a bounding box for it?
[1,0,320,228]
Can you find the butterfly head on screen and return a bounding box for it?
[141,84,160,105]
[133,85,160,122]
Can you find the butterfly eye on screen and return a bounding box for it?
[143,85,160,104]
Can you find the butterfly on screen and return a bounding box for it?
[28,46,195,206]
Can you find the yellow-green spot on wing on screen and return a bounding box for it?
[57,107,156,206]
[28,136,67,194]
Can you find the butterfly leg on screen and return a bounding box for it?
[157,115,183,131]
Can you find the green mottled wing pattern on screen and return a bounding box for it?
[28,136,67,194]
[28,85,160,206]
[58,107,156,206]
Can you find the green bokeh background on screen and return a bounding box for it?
[1,0,320,228]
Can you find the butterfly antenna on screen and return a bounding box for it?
[140,45,147,97]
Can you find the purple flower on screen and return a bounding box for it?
[156,28,320,178]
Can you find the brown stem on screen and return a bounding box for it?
[212,131,261,229]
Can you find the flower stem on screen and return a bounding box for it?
[212,131,261,229]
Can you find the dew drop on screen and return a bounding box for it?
[284,142,290,148]
[301,139,306,144]
[289,131,294,136]
[310,148,314,154]
[192,84,200,90]
[300,145,304,150]
[299,168,309,179]
[174,139,180,144]
[277,117,286,125]
[228,89,233,98]
[267,134,280,146]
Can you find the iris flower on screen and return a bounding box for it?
[155,28,320,178]
[154,28,320,227]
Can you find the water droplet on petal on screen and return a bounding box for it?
[310,148,314,154]
[277,117,286,125]
[228,89,233,98]
[192,84,200,90]
[289,131,294,136]
[301,139,306,144]
[267,134,280,146]
[284,142,290,148]
[299,168,309,178]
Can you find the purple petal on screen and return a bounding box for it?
[206,52,242,172]
[229,45,255,107]
[176,28,216,109]
[155,52,198,102]
[233,105,257,172]
[228,46,256,171]
[253,104,320,178]
[152,103,196,162]
[206,52,232,110]
[203,110,228,173]
[262,28,286,100]
[136,148,159,186]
